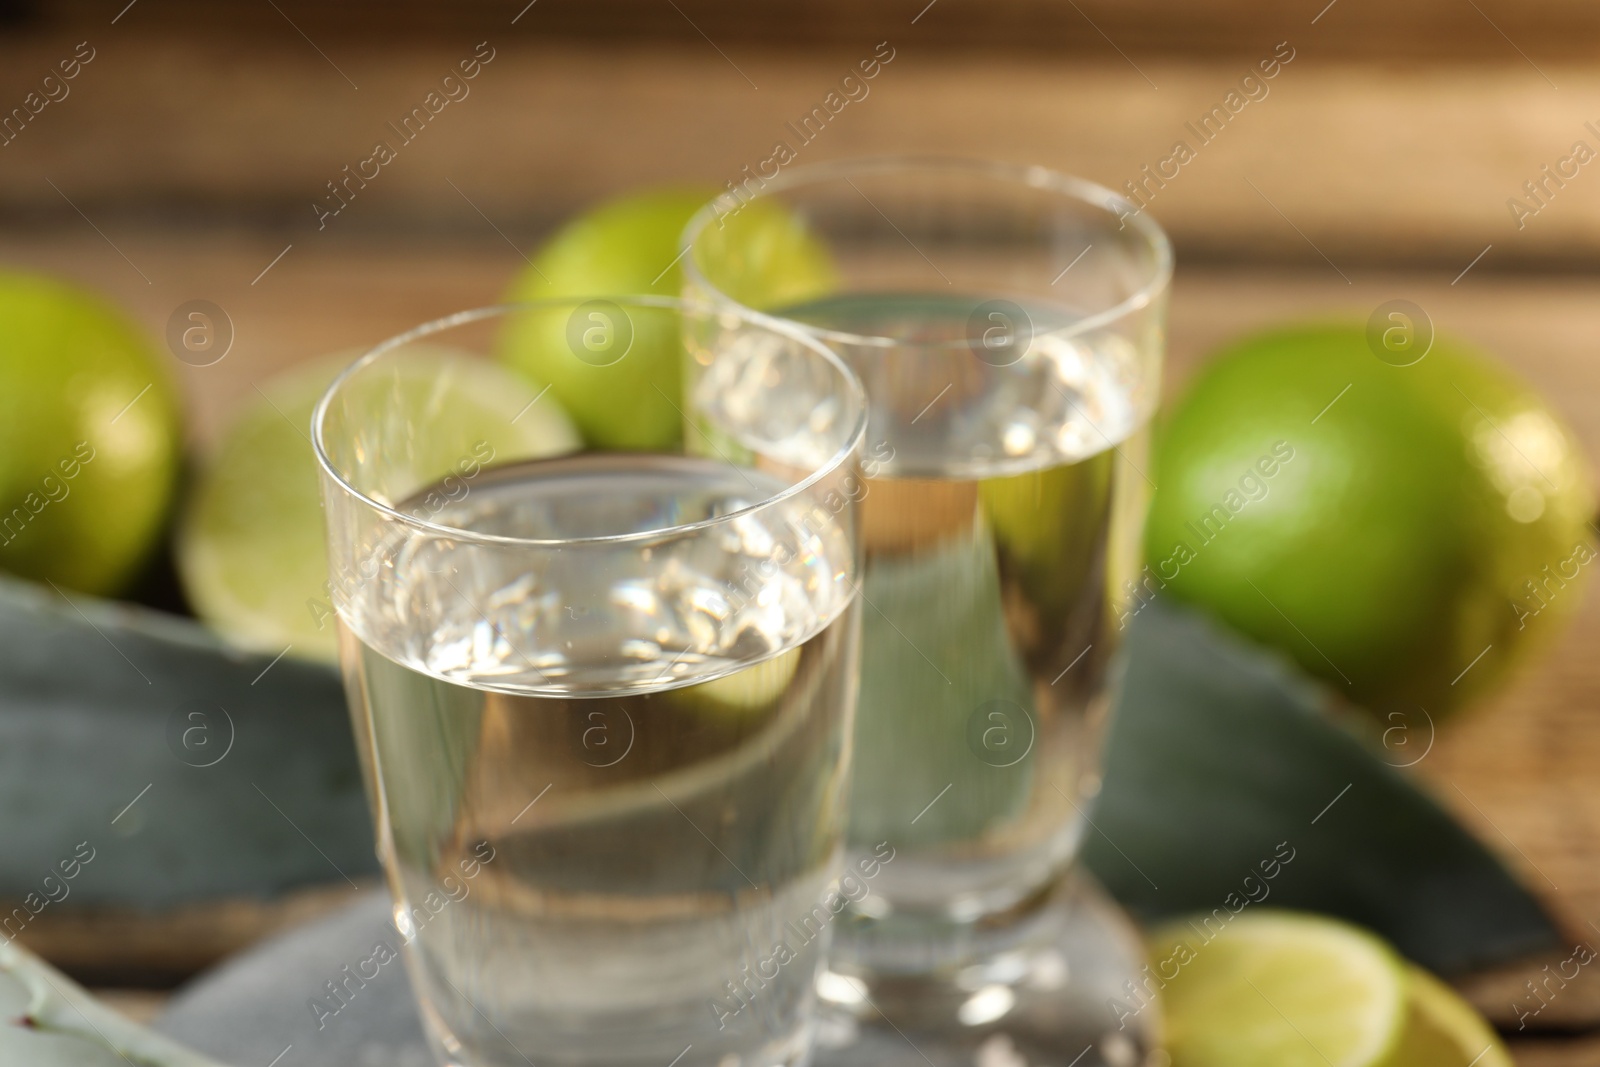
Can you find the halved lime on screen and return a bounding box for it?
[1381,966,1511,1067]
[1150,911,1408,1067]
[177,349,579,661]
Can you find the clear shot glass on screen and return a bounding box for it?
[313,296,868,1067]
[686,158,1172,1066]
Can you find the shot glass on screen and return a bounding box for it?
[685,159,1173,1066]
[313,296,868,1067]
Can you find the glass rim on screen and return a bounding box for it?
[682,154,1175,351]
[310,294,869,549]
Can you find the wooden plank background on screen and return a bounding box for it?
[0,29,1597,270]
[24,0,1600,58]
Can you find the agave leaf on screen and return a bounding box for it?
[0,574,377,907]
[0,938,227,1066]
[1086,598,1562,974]
[850,521,1036,846]
[0,562,1560,983]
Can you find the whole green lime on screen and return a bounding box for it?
[0,272,181,595]
[1145,322,1595,721]
[496,186,835,450]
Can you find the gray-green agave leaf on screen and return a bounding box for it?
[0,939,228,1066]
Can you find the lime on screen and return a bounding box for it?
[1150,911,1408,1067]
[979,450,1115,616]
[687,646,802,717]
[0,272,181,595]
[1146,323,1595,721]
[1380,966,1510,1067]
[497,187,835,451]
[178,349,579,661]
[686,194,838,310]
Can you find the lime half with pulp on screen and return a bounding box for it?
[1151,911,1408,1067]
[1381,966,1511,1067]
[178,349,579,661]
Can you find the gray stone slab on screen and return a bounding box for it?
[156,890,432,1067]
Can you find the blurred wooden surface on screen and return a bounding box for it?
[24,0,1600,59]
[1,6,1598,1060]
[0,32,1598,270]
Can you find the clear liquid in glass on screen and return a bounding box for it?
[336,454,861,1067]
[777,293,1152,990]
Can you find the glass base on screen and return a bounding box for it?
[813,872,1161,1067]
